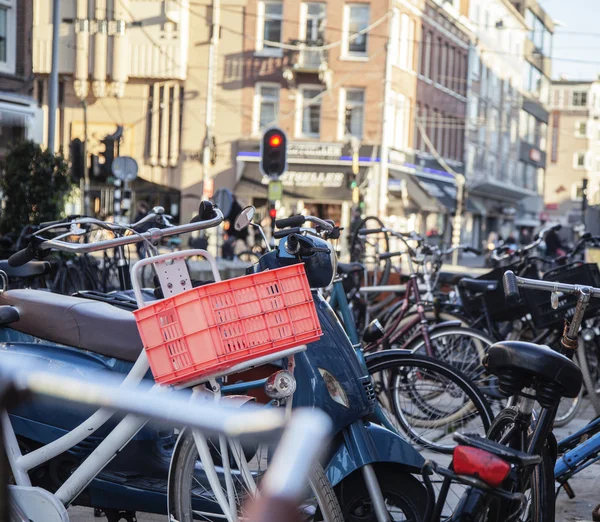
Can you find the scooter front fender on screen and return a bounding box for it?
[326,421,424,486]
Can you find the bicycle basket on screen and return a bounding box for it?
[526,262,600,330]
[134,264,322,385]
[459,262,540,322]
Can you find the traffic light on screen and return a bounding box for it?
[69,138,84,181]
[347,172,357,190]
[260,127,287,178]
[99,136,116,179]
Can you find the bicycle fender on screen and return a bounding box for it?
[428,320,463,331]
[363,348,414,366]
[325,421,424,486]
[166,395,255,517]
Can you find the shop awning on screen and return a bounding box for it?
[414,175,479,214]
[387,168,441,213]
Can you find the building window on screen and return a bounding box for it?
[407,19,415,70]
[145,84,155,159]
[254,83,280,133]
[422,30,432,78]
[343,4,370,56]
[398,14,410,69]
[342,88,365,138]
[573,91,588,107]
[575,121,587,138]
[302,3,326,41]
[440,43,448,87]
[394,93,406,150]
[257,1,283,54]
[0,0,15,73]
[298,86,322,137]
[574,152,586,168]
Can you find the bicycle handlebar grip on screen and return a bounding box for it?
[503,270,520,305]
[380,251,403,260]
[358,228,383,235]
[275,215,306,229]
[273,227,302,239]
[8,246,34,267]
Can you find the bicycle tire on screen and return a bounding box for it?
[170,431,343,522]
[349,216,391,288]
[576,340,600,416]
[366,352,494,454]
[486,406,555,522]
[553,390,583,428]
[385,309,470,348]
[58,264,85,295]
[337,467,427,522]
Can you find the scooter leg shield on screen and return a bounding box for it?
[325,421,424,487]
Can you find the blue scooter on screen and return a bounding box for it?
[0,205,428,521]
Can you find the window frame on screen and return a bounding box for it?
[575,120,588,139]
[342,3,370,59]
[300,2,326,42]
[341,87,365,140]
[256,1,284,57]
[573,151,586,169]
[0,0,16,75]
[296,84,323,138]
[573,91,588,107]
[253,82,281,135]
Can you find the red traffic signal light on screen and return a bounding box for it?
[269,208,277,219]
[269,134,283,147]
[260,127,287,178]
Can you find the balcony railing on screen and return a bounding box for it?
[286,40,328,73]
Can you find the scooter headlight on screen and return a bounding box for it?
[264,370,297,400]
[318,368,350,408]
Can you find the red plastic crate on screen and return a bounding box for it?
[134,264,322,385]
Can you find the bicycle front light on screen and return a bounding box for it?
[318,368,350,408]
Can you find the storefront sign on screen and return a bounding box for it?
[287,142,343,159]
[261,171,345,188]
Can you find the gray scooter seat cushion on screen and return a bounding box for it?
[0,289,143,362]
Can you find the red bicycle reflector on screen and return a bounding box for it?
[453,446,510,488]
[269,208,277,219]
[269,134,283,147]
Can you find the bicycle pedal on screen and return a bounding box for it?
[563,480,576,499]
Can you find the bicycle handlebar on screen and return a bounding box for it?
[502,269,600,300]
[276,215,306,229]
[8,208,224,265]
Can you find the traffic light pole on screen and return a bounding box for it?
[82,99,91,216]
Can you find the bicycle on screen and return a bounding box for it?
[1,203,342,522]
[0,355,333,522]
[481,270,590,522]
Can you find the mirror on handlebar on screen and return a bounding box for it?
[234,206,256,232]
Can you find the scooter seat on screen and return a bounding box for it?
[0,289,143,362]
[0,260,50,278]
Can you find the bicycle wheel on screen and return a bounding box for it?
[58,264,85,295]
[170,431,343,522]
[576,337,600,415]
[367,353,494,454]
[486,406,555,522]
[338,467,427,521]
[553,390,583,428]
[385,308,470,349]
[349,216,391,288]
